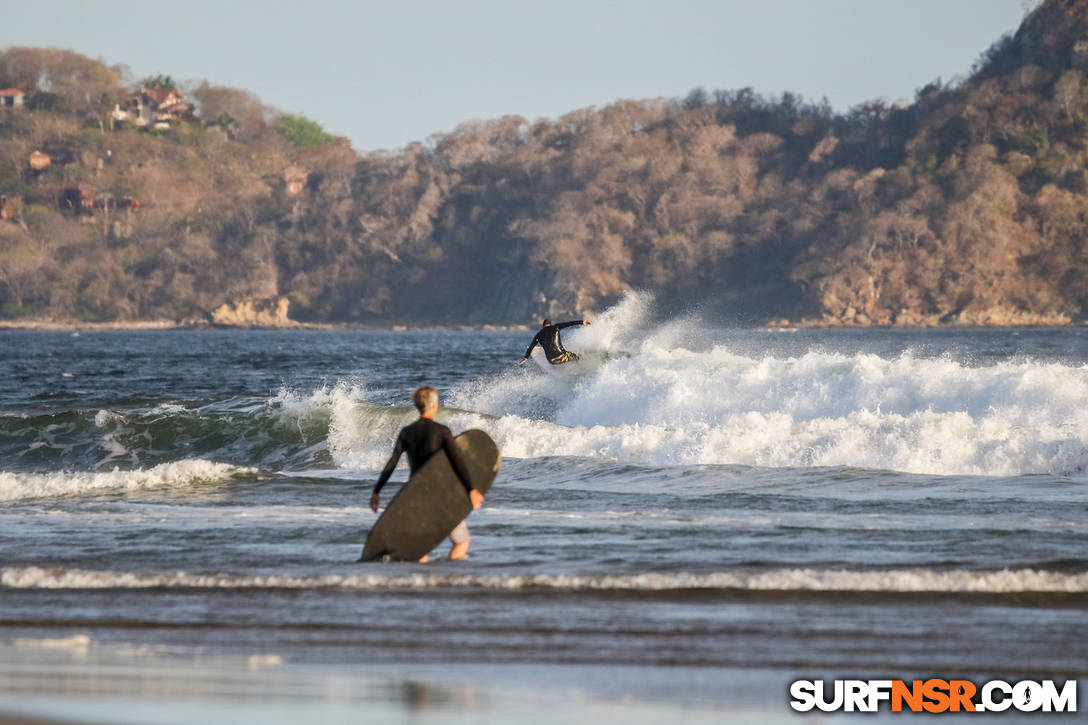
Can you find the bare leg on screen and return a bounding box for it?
[418,553,429,563]
[448,541,470,560]
[448,520,471,560]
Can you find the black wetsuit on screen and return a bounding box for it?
[523,320,584,363]
[373,417,473,495]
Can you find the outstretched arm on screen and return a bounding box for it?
[370,435,404,512]
[520,333,540,363]
[556,319,589,330]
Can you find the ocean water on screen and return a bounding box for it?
[1,293,1086,723]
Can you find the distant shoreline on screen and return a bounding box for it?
[0,319,534,332]
[0,318,1082,332]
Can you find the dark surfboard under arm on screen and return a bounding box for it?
[360,429,500,562]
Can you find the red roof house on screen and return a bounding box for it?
[0,89,26,109]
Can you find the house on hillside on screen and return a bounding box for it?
[29,150,51,172]
[93,193,141,211]
[284,165,309,196]
[60,183,97,214]
[0,89,26,109]
[111,87,197,129]
[0,194,23,220]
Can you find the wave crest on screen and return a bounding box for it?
[437,294,1088,477]
[0,460,255,502]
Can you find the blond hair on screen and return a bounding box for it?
[411,386,438,413]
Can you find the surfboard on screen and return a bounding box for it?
[530,348,628,375]
[360,429,500,562]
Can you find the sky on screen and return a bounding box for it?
[2,0,1029,153]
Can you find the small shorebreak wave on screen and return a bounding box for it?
[0,460,256,502]
[0,383,390,475]
[3,565,1086,595]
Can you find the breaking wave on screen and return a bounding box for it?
[327,293,1088,477]
[3,293,1086,479]
[3,565,1086,594]
[0,460,255,502]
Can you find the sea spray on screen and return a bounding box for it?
[439,293,1088,477]
[273,293,1088,477]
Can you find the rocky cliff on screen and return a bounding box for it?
[209,297,292,327]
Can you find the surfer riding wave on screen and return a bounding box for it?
[518,318,590,366]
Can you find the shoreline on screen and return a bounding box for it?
[0,318,1083,332]
[772,317,1087,329]
[0,320,533,332]
[0,714,104,725]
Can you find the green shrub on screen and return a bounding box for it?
[80,128,105,149]
[142,74,176,91]
[1020,127,1050,156]
[0,302,41,319]
[27,92,65,112]
[74,302,109,322]
[275,114,334,149]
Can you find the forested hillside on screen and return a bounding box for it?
[2,0,1087,326]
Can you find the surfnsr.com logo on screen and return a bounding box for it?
[789,679,1078,713]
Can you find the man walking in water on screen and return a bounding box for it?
[369,386,484,561]
[518,318,591,365]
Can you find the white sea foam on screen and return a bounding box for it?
[273,292,1088,477]
[247,654,283,669]
[0,460,255,502]
[270,380,415,469]
[457,293,1088,476]
[13,634,91,652]
[3,566,1085,594]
